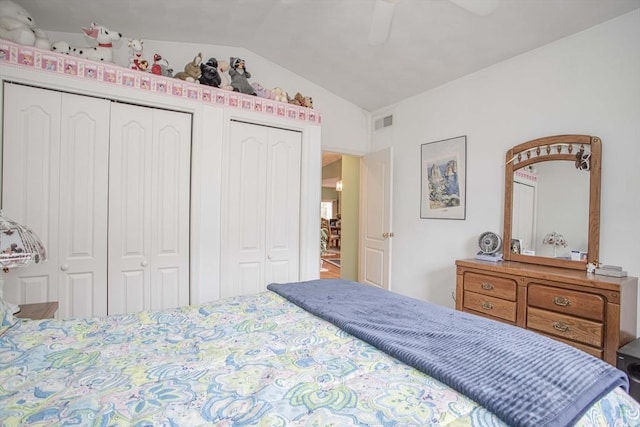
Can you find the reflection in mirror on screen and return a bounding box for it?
[503,135,601,270]
[511,161,589,259]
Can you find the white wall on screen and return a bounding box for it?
[46,31,370,155]
[371,11,640,311]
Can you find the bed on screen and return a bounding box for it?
[1,279,638,426]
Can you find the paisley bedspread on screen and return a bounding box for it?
[1,290,638,426]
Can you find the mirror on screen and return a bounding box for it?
[503,135,601,270]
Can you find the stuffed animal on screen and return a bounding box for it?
[288,92,305,106]
[287,92,314,109]
[150,53,173,77]
[271,87,289,103]
[0,0,50,49]
[51,23,121,62]
[174,52,202,83]
[251,82,268,98]
[128,38,146,71]
[229,57,256,95]
[198,57,221,87]
[216,59,233,91]
[303,96,314,109]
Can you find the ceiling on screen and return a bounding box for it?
[15,0,640,112]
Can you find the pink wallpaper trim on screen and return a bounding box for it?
[0,40,321,125]
[514,169,537,182]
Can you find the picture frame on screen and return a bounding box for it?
[511,238,523,254]
[420,135,467,219]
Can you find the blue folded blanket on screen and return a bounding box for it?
[268,279,629,427]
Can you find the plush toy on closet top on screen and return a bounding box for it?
[229,57,256,95]
[150,53,173,77]
[174,52,202,83]
[198,57,221,87]
[271,87,289,103]
[0,0,50,49]
[51,22,122,63]
[288,92,313,109]
[216,59,234,91]
[128,38,147,71]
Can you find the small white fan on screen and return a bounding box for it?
[475,231,503,262]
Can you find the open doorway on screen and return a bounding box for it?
[321,151,359,280]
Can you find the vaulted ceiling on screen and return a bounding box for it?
[16,0,640,111]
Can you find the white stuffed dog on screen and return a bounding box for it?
[51,22,121,62]
[0,0,50,49]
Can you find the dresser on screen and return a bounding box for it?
[455,259,638,365]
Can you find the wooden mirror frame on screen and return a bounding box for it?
[503,134,601,270]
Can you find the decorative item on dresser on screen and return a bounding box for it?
[455,259,637,365]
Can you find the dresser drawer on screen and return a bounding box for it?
[526,306,603,347]
[463,273,516,301]
[464,291,516,322]
[528,284,604,321]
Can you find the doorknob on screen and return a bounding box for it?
[382,232,389,238]
[389,232,395,237]
[60,264,69,271]
[140,261,148,267]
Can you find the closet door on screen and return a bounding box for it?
[108,103,191,314]
[2,84,109,317]
[221,121,301,298]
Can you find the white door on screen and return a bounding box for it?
[359,147,393,290]
[222,121,301,298]
[2,84,110,317]
[108,103,191,314]
[512,181,536,252]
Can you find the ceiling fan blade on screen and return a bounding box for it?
[448,0,498,16]
[368,0,398,46]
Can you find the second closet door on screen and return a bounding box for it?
[108,103,191,314]
[222,121,302,298]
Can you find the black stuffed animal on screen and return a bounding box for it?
[199,57,222,87]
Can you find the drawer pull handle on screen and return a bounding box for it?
[553,322,570,332]
[481,302,493,310]
[481,282,494,291]
[553,297,571,307]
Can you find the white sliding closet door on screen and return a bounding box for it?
[221,121,301,298]
[108,103,191,314]
[2,84,110,317]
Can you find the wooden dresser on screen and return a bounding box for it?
[455,259,638,365]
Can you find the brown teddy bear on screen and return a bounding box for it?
[288,92,313,109]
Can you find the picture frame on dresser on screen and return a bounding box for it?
[420,135,467,220]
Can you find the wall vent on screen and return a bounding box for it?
[374,114,393,130]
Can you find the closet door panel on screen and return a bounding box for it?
[2,84,61,305]
[108,104,153,314]
[265,130,301,284]
[57,94,110,317]
[222,123,267,298]
[150,110,191,310]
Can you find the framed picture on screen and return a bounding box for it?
[420,135,467,219]
[511,238,523,254]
